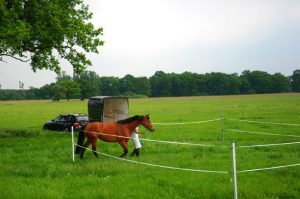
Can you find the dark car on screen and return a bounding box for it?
[43,114,88,132]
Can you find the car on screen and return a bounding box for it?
[43,114,88,132]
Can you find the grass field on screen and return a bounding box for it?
[0,94,299,198]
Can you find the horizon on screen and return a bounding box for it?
[0,68,298,90]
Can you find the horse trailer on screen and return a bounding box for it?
[88,96,129,123]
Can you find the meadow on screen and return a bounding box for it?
[0,94,299,199]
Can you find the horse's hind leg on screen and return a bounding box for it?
[80,140,91,159]
[91,139,99,158]
[119,140,128,158]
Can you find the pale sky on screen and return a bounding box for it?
[1,0,300,89]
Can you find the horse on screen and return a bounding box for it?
[75,114,155,159]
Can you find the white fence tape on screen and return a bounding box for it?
[75,144,229,174]
[84,130,300,148]
[237,141,300,148]
[226,129,300,138]
[153,118,221,125]
[84,130,228,148]
[227,118,300,126]
[237,163,300,173]
[74,144,300,173]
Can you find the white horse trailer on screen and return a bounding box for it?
[88,96,129,123]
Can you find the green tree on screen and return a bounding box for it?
[290,70,300,92]
[271,73,289,93]
[134,77,151,96]
[56,71,72,82]
[243,70,272,93]
[0,89,24,100]
[205,72,230,95]
[53,80,80,101]
[99,77,120,96]
[150,71,172,97]
[227,73,241,94]
[120,74,136,94]
[25,87,38,99]
[119,75,151,96]
[0,0,104,74]
[37,83,55,99]
[74,70,99,99]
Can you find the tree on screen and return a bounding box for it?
[205,72,230,95]
[119,75,151,96]
[53,80,80,101]
[0,0,104,74]
[37,83,55,99]
[120,74,136,94]
[0,89,24,100]
[74,70,99,99]
[25,87,38,99]
[99,77,120,96]
[150,71,172,97]
[243,71,272,93]
[56,71,72,82]
[134,77,151,96]
[271,73,289,93]
[290,69,300,92]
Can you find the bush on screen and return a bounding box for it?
[119,91,148,98]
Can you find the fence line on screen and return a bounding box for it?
[237,163,300,173]
[73,122,300,199]
[74,144,300,174]
[153,118,221,125]
[227,118,300,126]
[236,141,300,148]
[84,130,228,148]
[74,144,229,174]
[226,129,300,138]
[84,130,300,149]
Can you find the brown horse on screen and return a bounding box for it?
[75,115,155,159]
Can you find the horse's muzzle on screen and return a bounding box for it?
[149,128,155,132]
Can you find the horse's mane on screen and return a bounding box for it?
[116,115,143,124]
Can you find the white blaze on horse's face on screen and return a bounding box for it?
[142,114,155,132]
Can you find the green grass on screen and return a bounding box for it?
[0,94,300,198]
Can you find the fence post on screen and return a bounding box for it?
[231,142,238,199]
[71,126,75,163]
[221,116,225,141]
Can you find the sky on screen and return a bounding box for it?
[1,0,300,89]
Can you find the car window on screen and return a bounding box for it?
[53,116,62,121]
[76,115,88,121]
[70,116,76,122]
[60,116,68,121]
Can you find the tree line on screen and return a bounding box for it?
[0,69,300,101]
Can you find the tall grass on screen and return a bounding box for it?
[0,94,299,198]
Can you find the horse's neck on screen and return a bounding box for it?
[124,121,140,133]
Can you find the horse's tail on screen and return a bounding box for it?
[75,125,86,154]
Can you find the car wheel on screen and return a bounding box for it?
[65,127,71,132]
[43,124,48,130]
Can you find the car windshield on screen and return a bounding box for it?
[76,115,88,121]
[53,115,68,121]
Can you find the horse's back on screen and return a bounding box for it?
[85,122,119,141]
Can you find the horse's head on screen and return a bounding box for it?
[140,114,155,132]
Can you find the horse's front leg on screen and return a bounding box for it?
[119,139,129,158]
[91,138,99,158]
